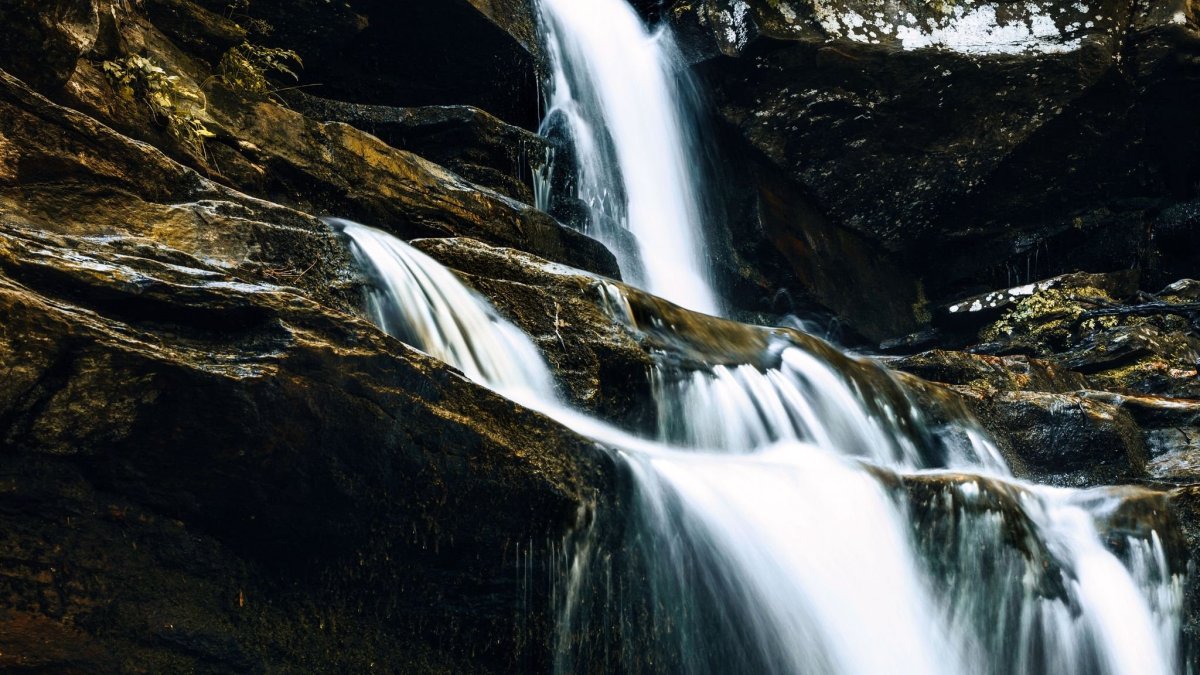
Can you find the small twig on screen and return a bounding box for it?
[552,302,566,350]
[291,259,318,281]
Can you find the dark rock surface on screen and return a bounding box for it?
[0,0,99,90]
[227,0,541,128]
[0,221,608,672]
[668,0,1200,310]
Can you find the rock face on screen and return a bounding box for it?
[467,0,1200,342]
[233,0,541,128]
[203,85,617,278]
[22,1,617,279]
[2,0,1200,669]
[553,0,1200,340]
[0,221,607,672]
[672,0,1200,309]
[0,4,621,670]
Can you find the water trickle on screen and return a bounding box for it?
[334,218,558,401]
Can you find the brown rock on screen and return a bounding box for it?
[205,84,619,278]
[891,350,1088,394]
[968,390,1148,486]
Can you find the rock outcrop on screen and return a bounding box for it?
[670,0,1200,309]
[0,2,621,669]
[285,92,553,205]
[0,219,609,672]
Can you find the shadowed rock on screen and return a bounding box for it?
[0,218,611,673]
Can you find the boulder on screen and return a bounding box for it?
[963,389,1148,486]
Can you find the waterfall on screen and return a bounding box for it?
[339,214,1183,674]
[536,0,720,316]
[335,218,558,402]
[332,1,1186,672]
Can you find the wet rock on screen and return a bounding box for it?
[1060,325,1200,398]
[203,84,619,278]
[33,2,610,280]
[1083,392,1200,485]
[0,11,630,668]
[891,350,1087,394]
[0,0,99,91]
[412,236,960,451]
[1161,278,1200,304]
[972,276,1200,398]
[0,68,356,312]
[966,390,1147,486]
[1167,485,1200,651]
[284,92,552,204]
[897,472,1071,600]
[0,221,608,672]
[412,236,653,425]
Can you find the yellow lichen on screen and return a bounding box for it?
[981,286,1114,345]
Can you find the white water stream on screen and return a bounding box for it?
[536,0,719,315]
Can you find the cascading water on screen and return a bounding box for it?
[335,218,557,402]
[536,0,719,316]
[331,1,1188,672]
[339,213,1184,674]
